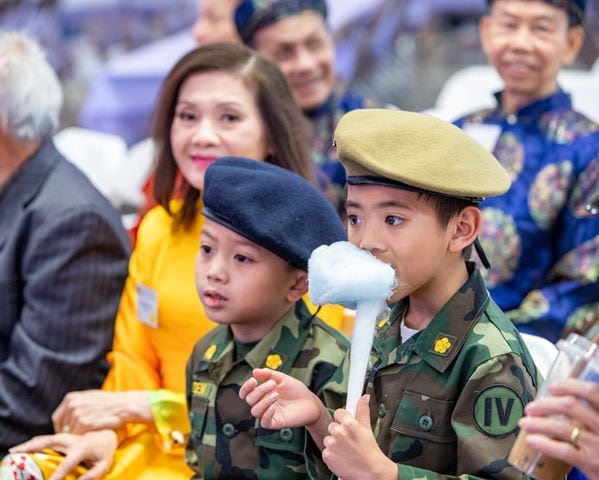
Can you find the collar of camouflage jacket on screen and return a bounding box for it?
[192,300,314,382]
[376,264,491,373]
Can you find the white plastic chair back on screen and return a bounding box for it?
[54,127,127,208]
[119,137,155,209]
[426,64,599,123]
[520,333,558,379]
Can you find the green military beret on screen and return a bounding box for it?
[334,109,511,201]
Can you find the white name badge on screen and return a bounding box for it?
[136,283,159,329]
[462,123,502,152]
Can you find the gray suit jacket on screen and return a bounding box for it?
[0,140,130,454]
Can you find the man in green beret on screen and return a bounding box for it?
[241,109,541,479]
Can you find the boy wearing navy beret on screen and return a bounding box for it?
[185,156,349,479]
[241,109,541,479]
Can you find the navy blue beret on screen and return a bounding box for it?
[235,0,328,45]
[202,157,346,271]
[487,0,586,24]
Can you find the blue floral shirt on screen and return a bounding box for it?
[307,85,379,188]
[454,90,599,342]
[568,468,587,480]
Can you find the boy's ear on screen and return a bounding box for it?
[562,25,585,66]
[286,269,308,303]
[448,206,482,254]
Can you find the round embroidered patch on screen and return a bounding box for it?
[473,385,524,437]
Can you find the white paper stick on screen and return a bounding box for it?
[308,241,396,417]
[345,298,385,416]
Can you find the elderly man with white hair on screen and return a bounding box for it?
[0,31,130,456]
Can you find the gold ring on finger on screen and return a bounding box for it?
[569,425,581,448]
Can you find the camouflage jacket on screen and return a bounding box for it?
[185,300,349,479]
[366,265,541,480]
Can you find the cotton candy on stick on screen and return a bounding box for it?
[308,241,396,416]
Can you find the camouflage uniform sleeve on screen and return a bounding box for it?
[305,347,349,480]
[185,348,204,479]
[396,353,534,480]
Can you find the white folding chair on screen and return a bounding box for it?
[520,333,558,379]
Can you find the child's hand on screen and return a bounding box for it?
[240,368,324,430]
[322,395,397,480]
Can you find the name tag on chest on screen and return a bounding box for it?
[136,283,159,329]
[192,381,214,398]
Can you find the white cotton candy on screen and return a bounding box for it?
[308,241,396,309]
[307,241,396,417]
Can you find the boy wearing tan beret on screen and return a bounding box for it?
[241,109,540,480]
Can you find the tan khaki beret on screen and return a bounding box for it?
[334,109,511,199]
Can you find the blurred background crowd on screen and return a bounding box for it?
[2,0,597,130]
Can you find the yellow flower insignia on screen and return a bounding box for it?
[434,337,451,354]
[204,344,217,360]
[430,334,457,356]
[265,354,283,370]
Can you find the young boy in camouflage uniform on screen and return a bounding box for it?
[241,109,541,479]
[185,156,349,479]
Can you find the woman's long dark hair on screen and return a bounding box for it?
[152,42,313,229]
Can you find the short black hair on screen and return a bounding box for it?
[417,192,476,228]
[486,0,585,26]
[417,193,476,258]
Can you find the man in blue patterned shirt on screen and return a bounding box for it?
[454,0,599,342]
